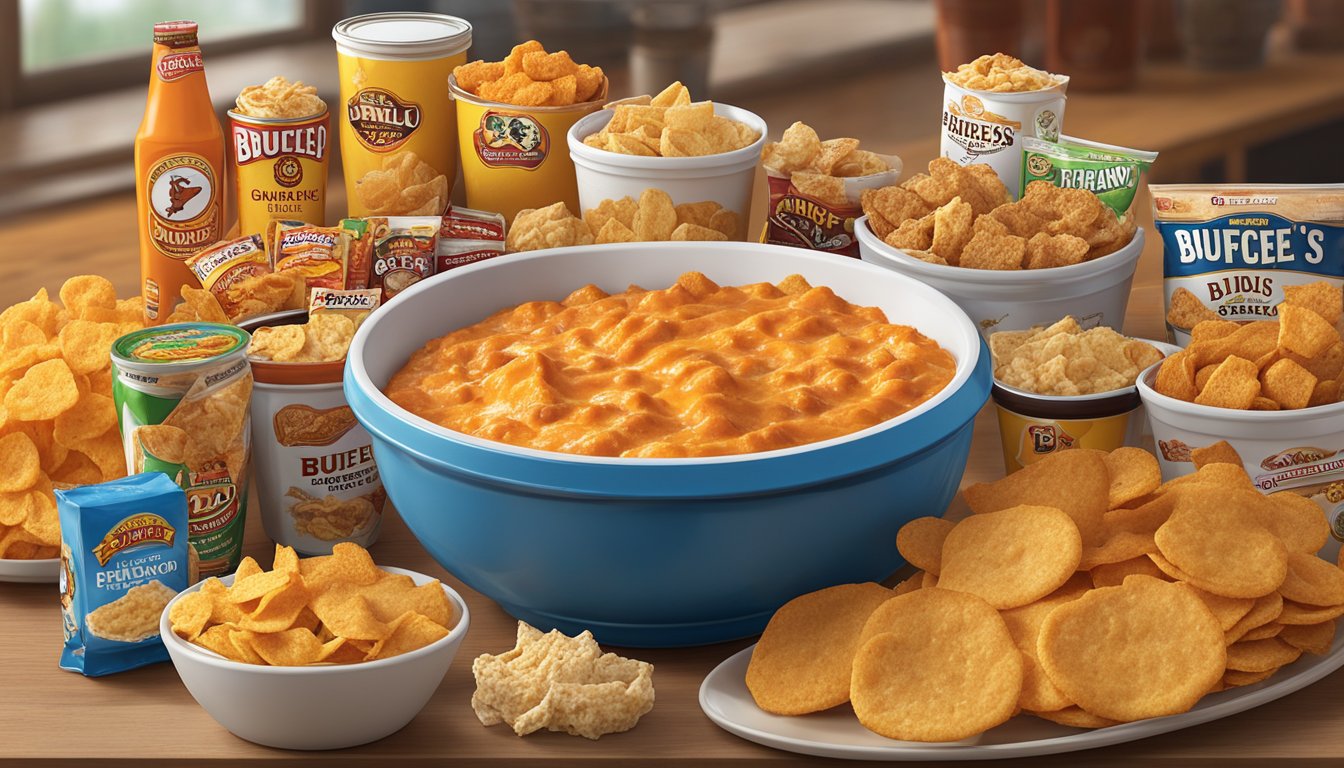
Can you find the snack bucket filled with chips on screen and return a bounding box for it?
[856,216,1143,339]
[228,77,330,235]
[991,336,1179,473]
[567,96,765,241]
[110,323,254,580]
[334,12,471,218]
[242,308,385,554]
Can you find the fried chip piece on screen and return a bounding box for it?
[1278,620,1336,656]
[895,516,954,575]
[1025,232,1088,270]
[0,432,40,493]
[1038,576,1225,722]
[472,622,655,740]
[1278,551,1344,607]
[1190,440,1242,469]
[1278,303,1339,358]
[1224,591,1284,644]
[1282,282,1343,325]
[1154,489,1288,598]
[6,358,78,421]
[1259,492,1330,554]
[1030,706,1120,729]
[850,588,1021,742]
[762,121,821,174]
[1226,637,1302,673]
[999,573,1092,712]
[1279,599,1344,625]
[1260,357,1318,410]
[937,505,1082,609]
[1194,355,1260,409]
[964,449,1107,547]
[1090,556,1170,588]
[960,227,1026,270]
[1167,288,1221,330]
[1184,585,1255,633]
[745,582,894,715]
[1103,447,1161,509]
[930,196,974,265]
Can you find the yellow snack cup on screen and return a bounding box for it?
[333,13,471,218]
[450,74,607,223]
[992,382,1141,474]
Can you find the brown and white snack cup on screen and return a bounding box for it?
[242,311,385,555]
[991,338,1180,474]
[940,74,1068,200]
[1136,360,1344,558]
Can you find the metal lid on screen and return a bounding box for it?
[332,13,472,60]
[112,323,250,369]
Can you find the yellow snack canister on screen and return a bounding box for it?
[228,105,329,235]
[450,74,607,222]
[333,12,472,217]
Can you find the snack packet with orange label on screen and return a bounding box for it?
[372,217,439,301]
[271,224,350,308]
[340,218,376,290]
[185,235,272,320]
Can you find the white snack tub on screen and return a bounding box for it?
[161,566,470,750]
[856,215,1143,340]
[1136,363,1344,559]
[940,75,1069,200]
[567,103,767,240]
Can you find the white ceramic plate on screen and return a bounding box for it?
[700,634,1344,761]
[0,558,59,583]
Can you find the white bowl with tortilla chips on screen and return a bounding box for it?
[567,103,766,240]
[856,216,1144,339]
[160,565,470,750]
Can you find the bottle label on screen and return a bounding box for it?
[145,153,221,259]
[157,51,203,82]
[346,87,421,151]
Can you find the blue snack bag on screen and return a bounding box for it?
[57,473,189,677]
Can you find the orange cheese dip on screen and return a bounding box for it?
[385,271,957,458]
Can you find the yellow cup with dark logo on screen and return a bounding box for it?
[450,74,607,223]
[229,108,329,234]
[333,13,472,218]
[991,380,1142,474]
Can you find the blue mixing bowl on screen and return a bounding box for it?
[345,242,990,647]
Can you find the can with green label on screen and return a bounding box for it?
[110,323,254,579]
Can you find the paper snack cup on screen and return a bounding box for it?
[940,74,1068,200]
[451,74,607,224]
[856,217,1143,339]
[990,340,1177,474]
[1136,362,1344,552]
[334,13,472,218]
[567,103,766,241]
[241,311,386,555]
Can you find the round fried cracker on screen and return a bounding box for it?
[1239,622,1284,642]
[1030,706,1119,729]
[1183,585,1255,633]
[1091,557,1170,589]
[1154,492,1287,598]
[1038,576,1225,722]
[896,516,954,575]
[1259,492,1330,554]
[1225,592,1284,644]
[1278,552,1344,607]
[1277,599,1344,626]
[1103,447,1161,509]
[937,505,1082,609]
[962,450,1107,547]
[998,573,1092,712]
[1278,620,1337,655]
[745,583,895,715]
[1223,667,1277,688]
[1226,637,1301,672]
[850,588,1021,742]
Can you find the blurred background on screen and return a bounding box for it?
[1,0,1343,297]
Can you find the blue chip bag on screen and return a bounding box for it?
[58,473,189,677]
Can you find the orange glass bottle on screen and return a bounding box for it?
[135,20,225,324]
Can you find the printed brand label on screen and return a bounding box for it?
[942,95,1020,158]
[156,51,203,82]
[145,153,220,259]
[473,111,549,169]
[764,175,859,256]
[91,514,177,567]
[347,88,421,151]
[232,117,328,165]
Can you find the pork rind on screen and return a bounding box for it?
[472,622,655,740]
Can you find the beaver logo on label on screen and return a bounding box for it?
[273,155,303,188]
[474,111,548,169]
[942,95,1020,157]
[146,153,220,259]
[347,88,421,151]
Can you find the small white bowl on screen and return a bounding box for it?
[856,215,1144,339]
[161,566,470,750]
[1136,361,1344,498]
[0,557,60,583]
[567,103,767,240]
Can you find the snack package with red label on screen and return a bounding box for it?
[184,234,271,320]
[372,217,439,301]
[760,122,901,257]
[441,205,506,242]
[271,223,350,308]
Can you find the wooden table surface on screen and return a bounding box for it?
[4,48,1344,768]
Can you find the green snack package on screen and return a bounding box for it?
[1021,135,1157,217]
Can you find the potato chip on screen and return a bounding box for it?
[894,516,954,575]
[1260,357,1317,410]
[1278,551,1344,606]
[5,358,78,422]
[1222,590,1283,643]
[1183,584,1255,632]
[937,505,1082,609]
[1278,620,1336,655]
[763,121,821,174]
[1222,668,1277,688]
[850,588,1021,742]
[945,53,1062,92]
[1038,576,1225,722]
[745,582,894,715]
[963,449,1107,546]
[1030,706,1119,729]
[0,432,40,493]
[998,573,1091,712]
[1226,637,1302,673]
[1189,439,1242,470]
[1103,447,1161,508]
[1154,489,1287,598]
[1090,556,1169,588]
[1278,303,1338,358]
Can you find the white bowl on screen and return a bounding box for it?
[1136,361,1344,496]
[160,566,470,750]
[856,215,1144,339]
[567,103,767,240]
[0,557,60,583]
